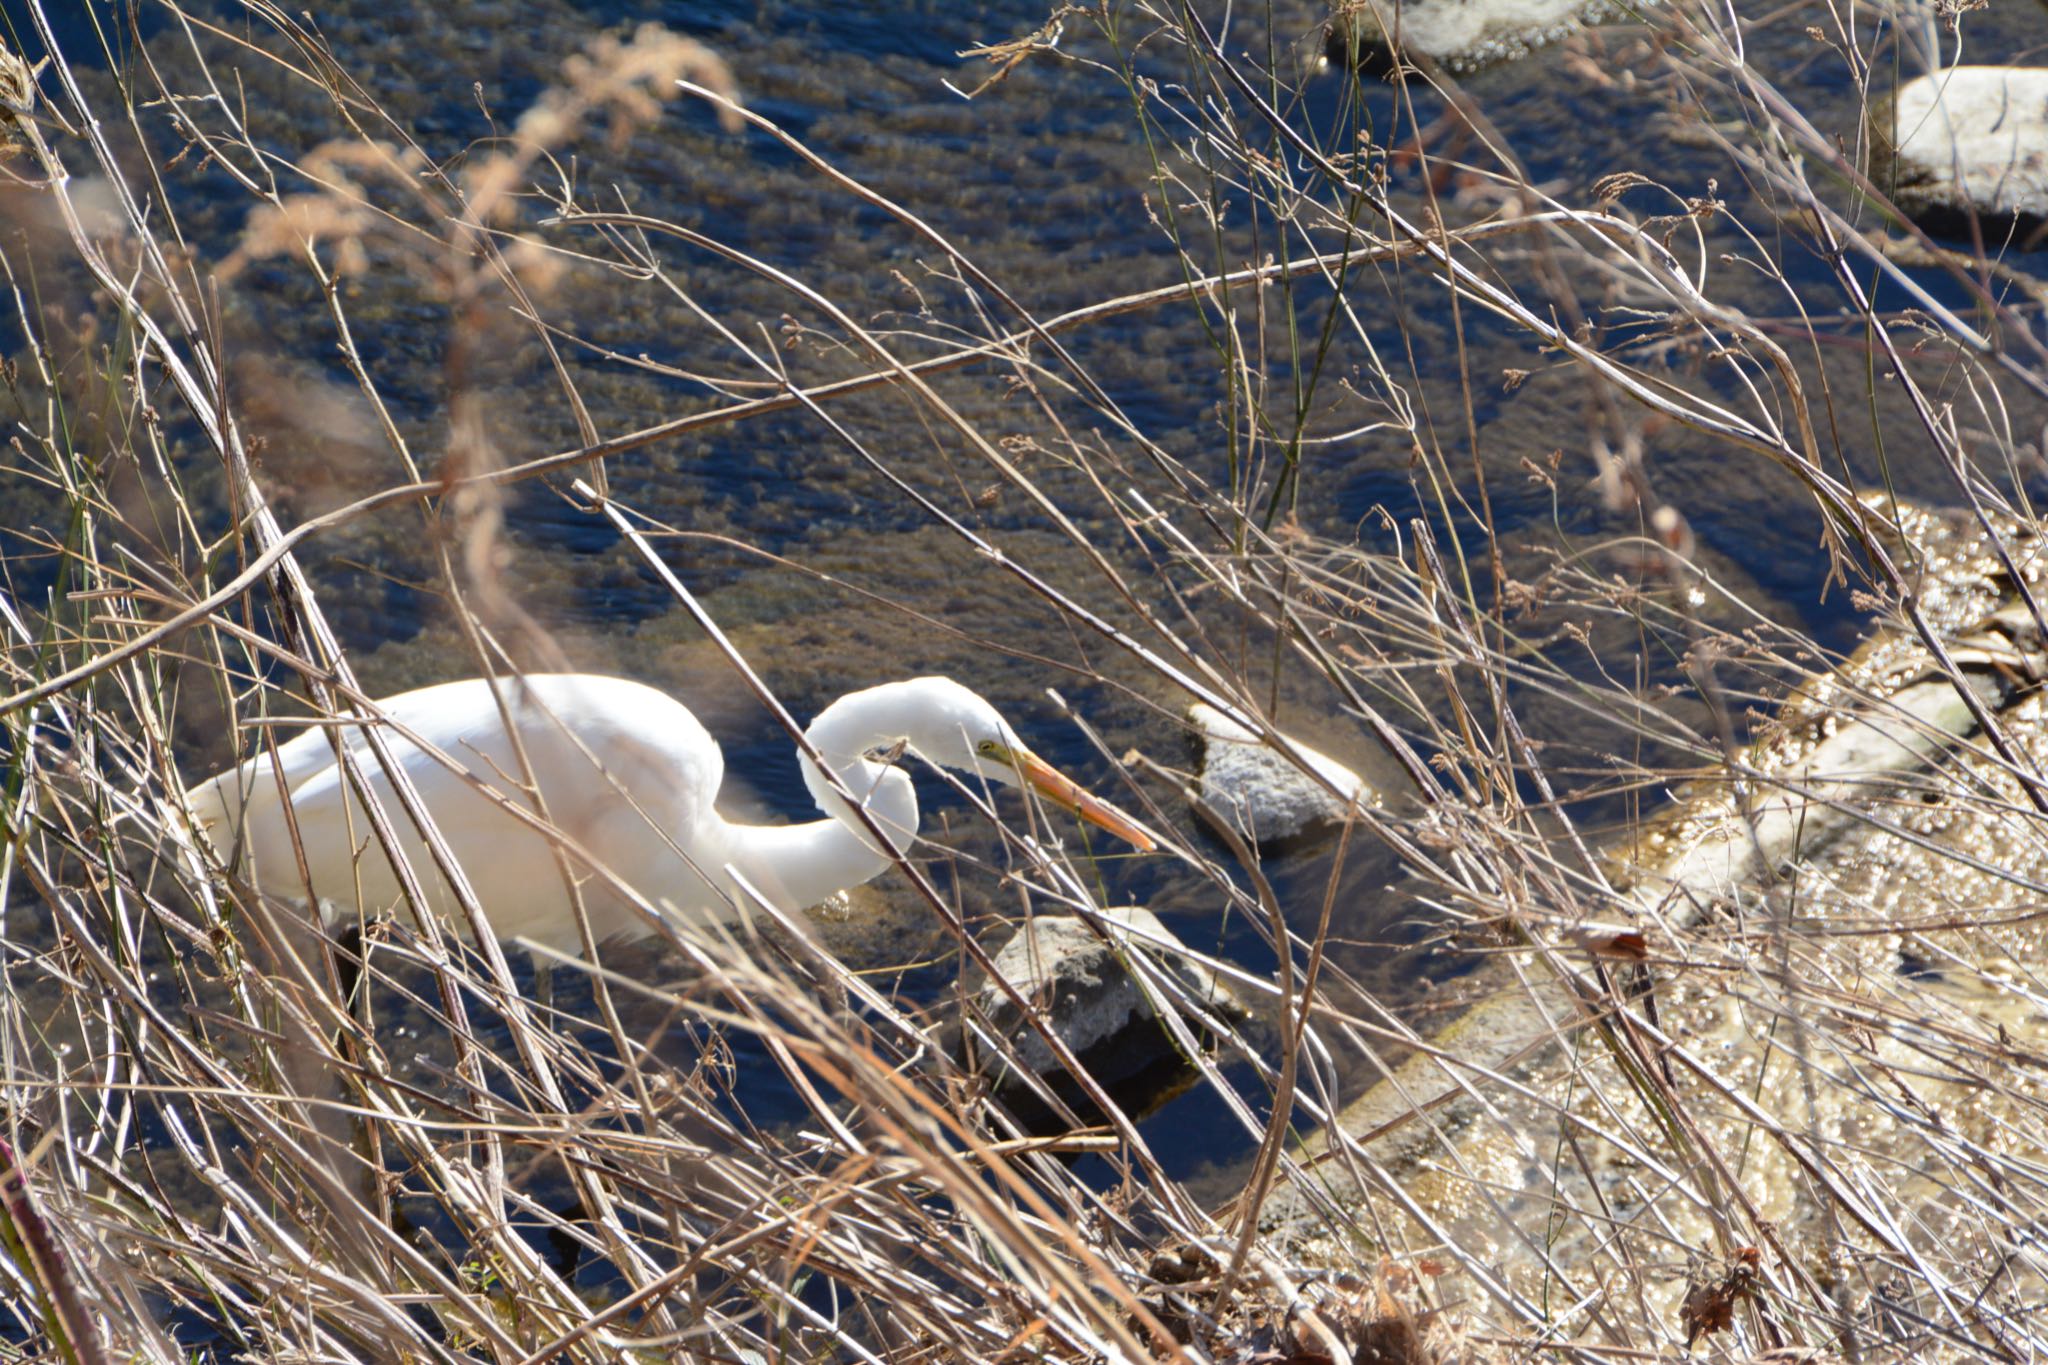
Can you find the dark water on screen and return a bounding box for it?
[7,0,2048,1261]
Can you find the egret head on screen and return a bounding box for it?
[900,677,1156,852]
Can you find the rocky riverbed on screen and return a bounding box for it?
[1256,498,2048,1355]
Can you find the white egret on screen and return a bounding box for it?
[185,674,1155,952]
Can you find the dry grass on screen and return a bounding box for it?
[1,0,2046,1360]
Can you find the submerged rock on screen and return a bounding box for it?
[1188,703,1376,844]
[1873,65,2048,237]
[1321,0,1630,74]
[968,907,1243,1125]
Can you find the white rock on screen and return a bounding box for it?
[1322,0,1629,72]
[1188,703,1375,844]
[1880,66,2048,227]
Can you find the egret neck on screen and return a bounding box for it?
[717,685,925,914]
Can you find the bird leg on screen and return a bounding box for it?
[530,957,555,1018]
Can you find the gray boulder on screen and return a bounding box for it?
[969,907,1242,1118]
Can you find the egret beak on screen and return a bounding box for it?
[1012,749,1157,852]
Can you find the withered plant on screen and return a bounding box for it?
[1,0,2046,1360]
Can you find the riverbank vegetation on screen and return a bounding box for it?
[2,0,2045,1359]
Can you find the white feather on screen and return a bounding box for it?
[183,673,1142,955]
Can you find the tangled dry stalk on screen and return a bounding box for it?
[1,0,2046,1359]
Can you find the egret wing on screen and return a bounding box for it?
[205,675,727,948]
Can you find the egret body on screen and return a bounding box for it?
[185,674,1153,952]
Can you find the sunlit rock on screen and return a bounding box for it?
[969,907,1242,1122]
[1188,703,1375,845]
[1321,0,1629,74]
[1874,65,2048,235]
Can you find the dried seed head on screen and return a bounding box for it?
[0,38,38,117]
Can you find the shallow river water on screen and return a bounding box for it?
[9,0,2048,1225]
